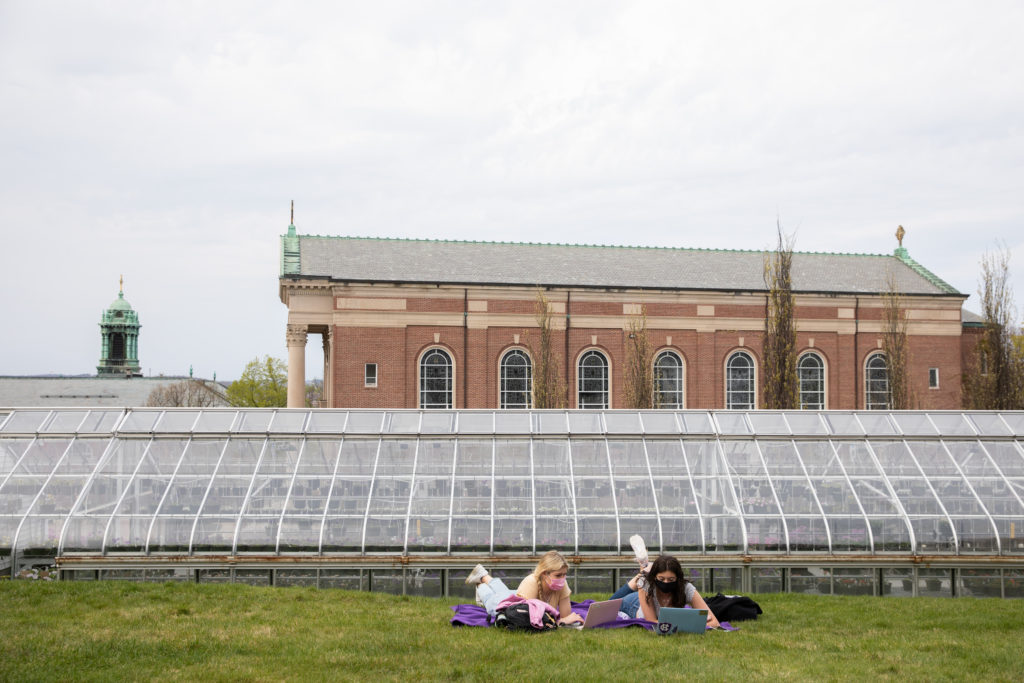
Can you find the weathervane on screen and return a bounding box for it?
[119,274,124,294]
[896,225,905,247]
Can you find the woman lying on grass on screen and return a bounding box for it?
[465,550,584,626]
[634,555,720,628]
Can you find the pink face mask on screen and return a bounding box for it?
[547,576,567,592]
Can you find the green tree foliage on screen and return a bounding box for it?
[762,224,799,409]
[227,356,288,407]
[623,307,655,409]
[528,289,567,409]
[963,245,1024,409]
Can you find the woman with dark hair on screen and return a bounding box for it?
[636,555,720,628]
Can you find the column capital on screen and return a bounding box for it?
[286,324,308,346]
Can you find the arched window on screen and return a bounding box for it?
[577,350,609,409]
[726,351,755,410]
[500,349,532,409]
[420,348,453,409]
[654,351,684,409]
[798,352,825,409]
[865,352,889,410]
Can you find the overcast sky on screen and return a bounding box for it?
[1,1,1022,381]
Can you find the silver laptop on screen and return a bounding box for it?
[656,607,708,635]
[580,598,623,629]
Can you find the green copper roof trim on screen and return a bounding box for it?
[289,233,901,259]
[281,225,300,276]
[893,246,959,294]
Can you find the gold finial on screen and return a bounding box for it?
[119,274,124,294]
[896,225,905,247]
[290,200,294,225]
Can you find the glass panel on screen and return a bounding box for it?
[364,517,405,551]
[606,440,647,476]
[494,412,531,433]
[661,517,702,552]
[376,440,416,475]
[2,411,51,433]
[927,413,974,436]
[910,517,955,553]
[533,440,570,475]
[722,441,766,476]
[278,516,322,552]
[234,411,273,432]
[344,412,385,433]
[882,568,914,596]
[853,479,904,514]
[12,439,71,475]
[983,442,1024,476]
[960,568,1003,598]
[421,412,456,433]
[771,479,819,514]
[451,517,490,551]
[930,479,985,515]
[855,412,897,434]
[811,479,861,514]
[574,477,614,514]
[783,412,828,435]
[320,568,367,590]
[570,440,608,476]
[42,411,88,433]
[678,412,713,433]
[652,479,698,515]
[614,478,656,515]
[918,568,952,597]
[790,567,830,594]
[493,518,532,551]
[703,516,743,552]
[834,441,881,476]
[946,441,1002,477]
[741,516,784,552]
[458,412,494,434]
[416,440,455,475]
[1006,569,1024,597]
[535,412,568,434]
[15,516,64,555]
[873,441,920,477]
[405,567,442,597]
[277,568,318,587]
[194,410,237,432]
[889,478,942,515]
[326,479,370,515]
[367,478,411,514]
[1000,413,1024,435]
[967,413,1012,436]
[120,411,161,432]
[80,411,122,433]
[320,517,363,551]
[747,413,789,435]
[752,567,782,592]
[577,516,617,550]
[786,516,829,551]
[710,567,743,593]
[535,516,573,552]
[955,518,998,553]
[870,517,912,551]
[639,411,679,434]
[452,478,491,514]
[604,413,641,434]
[906,441,958,476]
[645,439,685,475]
[828,517,870,551]
[148,517,193,552]
[269,411,307,432]
[335,439,377,476]
[568,412,603,433]
[234,517,278,552]
[155,411,200,432]
[823,413,863,435]
[734,478,780,515]
[407,516,448,551]
[891,413,937,436]
[494,440,530,475]
[833,568,875,596]
[493,478,530,515]
[715,413,751,434]
[306,411,348,433]
[0,439,31,475]
[408,478,450,515]
[759,440,803,476]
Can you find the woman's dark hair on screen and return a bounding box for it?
[643,555,689,611]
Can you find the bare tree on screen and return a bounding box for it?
[882,272,912,409]
[623,307,655,409]
[146,379,225,407]
[963,245,1024,409]
[762,223,799,409]
[527,288,567,409]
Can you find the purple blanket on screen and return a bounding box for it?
[451,599,737,631]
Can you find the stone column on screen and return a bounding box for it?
[322,328,332,408]
[286,324,307,408]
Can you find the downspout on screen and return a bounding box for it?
[854,296,860,409]
[463,288,469,409]
[565,290,571,405]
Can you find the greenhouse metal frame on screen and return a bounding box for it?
[2,408,1023,598]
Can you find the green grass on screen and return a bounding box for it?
[1,582,1023,682]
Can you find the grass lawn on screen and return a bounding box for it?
[2,581,1023,682]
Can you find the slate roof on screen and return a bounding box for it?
[284,235,962,296]
[0,376,230,408]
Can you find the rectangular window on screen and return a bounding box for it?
[365,363,378,388]
[928,367,939,389]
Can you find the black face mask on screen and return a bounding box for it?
[653,578,677,593]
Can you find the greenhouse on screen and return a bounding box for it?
[2,408,1023,599]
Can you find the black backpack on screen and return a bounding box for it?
[494,603,558,632]
[704,593,763,622]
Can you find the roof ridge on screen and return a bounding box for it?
[291,233,891,258]
[893,247,960,294]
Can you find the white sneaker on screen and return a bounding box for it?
[629,535,648,567]
[465,564,489,585]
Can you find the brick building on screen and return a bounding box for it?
[278,223,975,410]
